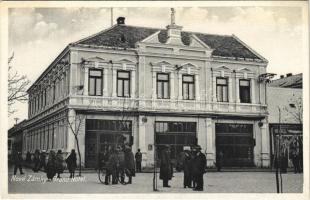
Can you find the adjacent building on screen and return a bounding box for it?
[21,13,271,168]
[267,73,303,168]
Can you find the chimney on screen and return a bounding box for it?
[117,17,125,25]
[286,73,292,77]
[280,75,284,79]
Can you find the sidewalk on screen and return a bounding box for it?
[8,165,303,193]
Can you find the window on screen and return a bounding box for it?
[239,79,251,103]
[117,71,130,97]
[53,82,56,102]
[216,77,228,102]
[89,69,103,96]
[157,73,170,99]
[183,75,195,100]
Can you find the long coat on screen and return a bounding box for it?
[192,152,206,176]
[65,152,77,173]
[124,149,135,176]
[46,153,57,179]
[56,153,64,174]
[159,149,172,180]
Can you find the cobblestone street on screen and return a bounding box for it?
[8,166,303,193]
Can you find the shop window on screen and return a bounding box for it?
[216,77,228,102]
[89,68,103,96]
[157,73,170,99]
[182,75,195,100]
[239,79,251,103]
[117,71,130,97]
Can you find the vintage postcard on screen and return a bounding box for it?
[0,1,309,199]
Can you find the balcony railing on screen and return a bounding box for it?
[69,95,267,115]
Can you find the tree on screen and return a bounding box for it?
[284,95,303,125]
[65,110,84,177]
[8,52,31,115]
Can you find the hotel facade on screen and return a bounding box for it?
[21,15,270,168]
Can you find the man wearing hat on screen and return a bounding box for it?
[192,145,206,191]
[183,146,193,188]
[159,145,173,187]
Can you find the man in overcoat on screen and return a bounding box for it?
[13,150,24,175]
[135,149,142,173]
[159,145,172,187]
[124,145,135,184]
[183,146,193,188]
[192,145,206,191]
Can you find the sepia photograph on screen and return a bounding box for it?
[1,1,309,198]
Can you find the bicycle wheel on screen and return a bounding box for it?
[98,167,107,184]
[118,168,131,185]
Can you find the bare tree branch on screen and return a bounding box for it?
[8,53,31,115]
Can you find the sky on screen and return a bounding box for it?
[8,6,308,127]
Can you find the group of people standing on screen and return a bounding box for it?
[160,145,207,191]
[99,145,136,185]
[12,149,77,181]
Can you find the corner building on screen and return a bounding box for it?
[24,16,270,168]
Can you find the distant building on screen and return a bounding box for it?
[268,73,302,88]
[19,12,271,168]
[8,120,28,159]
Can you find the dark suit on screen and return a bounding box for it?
[192,152,206,190]
[160,149,172,187]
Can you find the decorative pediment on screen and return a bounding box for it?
[151,60,173,67]
[84,56,106,62]
[237,67,252,72]
[189,34,212,50]
[115,58,135,64]
[236,67,254,79]
[150,60,174,73]
[140,31,161,44]
[214,65,232,71]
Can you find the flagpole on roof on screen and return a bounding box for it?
[111,7,113,27]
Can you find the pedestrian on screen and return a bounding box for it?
[106,147,118,185]
[216,150,224,172]
[13,150,24,175]
[192,145,206,191]
[46,150,57,181]
[116,145,126,184]
[291,149,300,174]
[183,146,193,188]
[65,149,77,178]
[159,145,172,188]
[280,147,288,174]
[32,149,40,172]
[39,150,47,172]
[56,150,65,178]
[124,145,135,184]
[135,148,142,173]
[25,151,32,163]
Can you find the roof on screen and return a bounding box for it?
[71,24,265,61]
[8,119,27,137]
[268,73,302,88]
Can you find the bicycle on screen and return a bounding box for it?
[98,160,132,185]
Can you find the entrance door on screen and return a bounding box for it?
[216,123,254,167]
[85,133,98,168]
[155,121,197,163]
[85,119,132,168]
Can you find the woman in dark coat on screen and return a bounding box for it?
[65,149,77,178]
[33,149,40,172]
[46,150,57,181]
[159,145,172,187]
[56,150,64,178]
[124,146,135,184]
